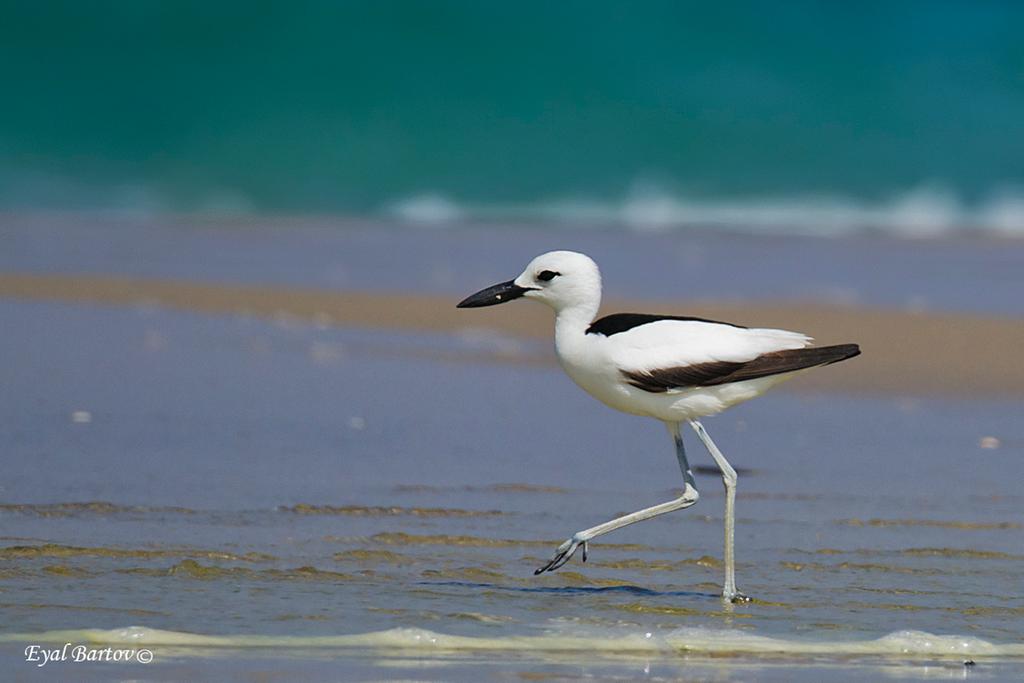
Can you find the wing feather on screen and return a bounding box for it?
[623,344,861,393]
[606,319,813,373]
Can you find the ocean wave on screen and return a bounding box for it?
[388,185,1024,238]
[7,166,1024,238]
[4,625,1022,660]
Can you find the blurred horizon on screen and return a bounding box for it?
[2,1,1023,235]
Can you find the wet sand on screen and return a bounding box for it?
[2,220,1023,681]
[2,272,1022,396]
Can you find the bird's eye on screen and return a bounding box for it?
[537,270,560,282]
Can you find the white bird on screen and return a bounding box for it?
[457,250,860,602]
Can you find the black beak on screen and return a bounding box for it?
[456,279,534,308]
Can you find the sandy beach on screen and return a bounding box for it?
[2,271,1022,397]
[1,219,1022,681]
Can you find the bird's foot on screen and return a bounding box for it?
[534,534,589,574]
[723,591,751,604]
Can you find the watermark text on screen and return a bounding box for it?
[24,643,153,666]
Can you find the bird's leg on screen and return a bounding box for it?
[670,421,697,490]
[689,419,749,603]
[535,423,700,575]
[534,484,699,574]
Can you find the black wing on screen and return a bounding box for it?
[587,313,746,337]
[622,344,861,393]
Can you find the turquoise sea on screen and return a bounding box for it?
[2,2,1024,235]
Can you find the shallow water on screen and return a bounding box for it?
[1,280,1022,679]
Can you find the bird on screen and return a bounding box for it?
[457,250,860,602]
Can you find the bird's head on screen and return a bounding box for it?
[457,251,601,314]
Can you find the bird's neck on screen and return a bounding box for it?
[553,302,599,340]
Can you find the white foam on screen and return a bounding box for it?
[387,184,1024,237]
[4,626,1022,660]
[388,193,465,225]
